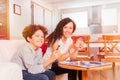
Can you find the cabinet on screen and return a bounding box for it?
[0,0,9,39]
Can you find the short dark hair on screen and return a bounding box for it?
[22,24,48,42]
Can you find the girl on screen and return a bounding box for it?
[47,18,84,80]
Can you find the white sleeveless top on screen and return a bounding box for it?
[56,37,73,54]
[45,37,73,62]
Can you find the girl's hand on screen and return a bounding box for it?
[74,37,85,49]
[69,37,85,54]
[68,37,85,60]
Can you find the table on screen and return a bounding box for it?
[58,61,112,80]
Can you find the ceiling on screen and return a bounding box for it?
[41,0,120,9]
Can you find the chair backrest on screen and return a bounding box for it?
[71,35,90,60]
[102,35,120,62]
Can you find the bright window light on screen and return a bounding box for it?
[62,11,88,28]
[101,8,117,26]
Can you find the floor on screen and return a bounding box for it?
[87,63,120,80]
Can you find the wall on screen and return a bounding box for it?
[9,0,31,39]
[73,28,90,35]
[32,0,61,34]
[118,8,120,33]
[103,3,120,33]
[9,0,60,39]
[7,1,120,39]
[61,7,91,35]
[60,2,120,35]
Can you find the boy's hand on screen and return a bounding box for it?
[50,50,61,60]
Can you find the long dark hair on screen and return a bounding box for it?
[47,17,76,46]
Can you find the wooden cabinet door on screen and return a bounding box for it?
[0,0,9,39]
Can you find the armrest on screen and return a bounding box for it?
[0,62,23,80]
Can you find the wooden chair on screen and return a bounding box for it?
[98,36,113,56]
[71,35,90,61]
[103,35,120,61]
[102,34,120,80]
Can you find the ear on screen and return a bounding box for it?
[27,37,31,42]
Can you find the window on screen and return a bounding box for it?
[101,8,117,26]
[62,11,88,28]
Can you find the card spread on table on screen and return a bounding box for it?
[59,60,111,68]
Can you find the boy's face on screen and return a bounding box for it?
[28,29,44,49]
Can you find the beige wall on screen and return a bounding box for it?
[8,1,120,39]
[60,2,120,34]
[9,0,31,39]
[9,0,60,39]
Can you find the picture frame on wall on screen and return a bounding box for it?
[13,4,21,15]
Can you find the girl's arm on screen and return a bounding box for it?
[51,39,85,61]
[69,38,85,60]
[52,42,70,61]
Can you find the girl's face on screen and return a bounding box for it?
[28,30,44,50]
[62,22,74,38]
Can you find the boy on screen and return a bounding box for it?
[12,24,60,80]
